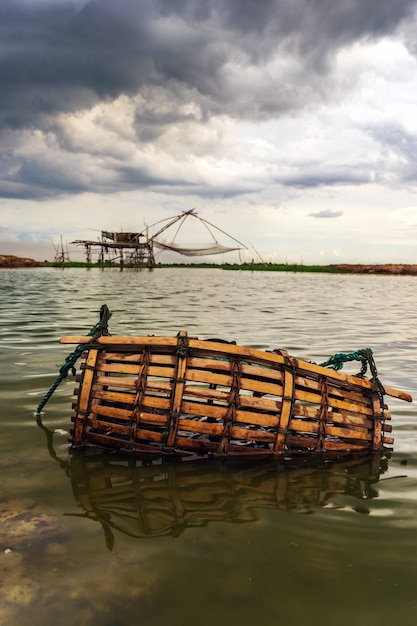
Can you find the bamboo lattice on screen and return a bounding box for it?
[60,332,412,456]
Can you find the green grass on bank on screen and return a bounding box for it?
[219,263,338,272]
[45,261,339,272]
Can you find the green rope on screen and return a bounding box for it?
[320,347,385,396]
[320,348,373,373]
[35,304,111,415]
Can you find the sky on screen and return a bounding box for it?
[1,0,417,264]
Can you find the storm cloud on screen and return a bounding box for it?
[1,0,417,196]
[1,0,417,264]
[1,0,416,126]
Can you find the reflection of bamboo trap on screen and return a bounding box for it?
[69,450,388,545]
[61,331,412,457]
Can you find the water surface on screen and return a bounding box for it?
[1,268,417,625]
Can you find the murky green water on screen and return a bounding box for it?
[1,267,417,625]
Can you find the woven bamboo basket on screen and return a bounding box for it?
[60,329,412,457]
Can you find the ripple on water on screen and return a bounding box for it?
[1,268,417,626]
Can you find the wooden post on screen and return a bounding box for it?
[274,360,296,453]
[166,331,188,448]
[371,394,383,450]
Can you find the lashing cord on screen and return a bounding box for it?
[35,304,111,415]
[320,347,385,395]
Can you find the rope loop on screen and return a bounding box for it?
[320,348,372,374]
[35,304,112,415]
[320,347,385,399]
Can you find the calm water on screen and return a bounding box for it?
[1,267,417,626]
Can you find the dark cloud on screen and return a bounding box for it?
[0,0,415,129]
[309,209,343,218]
[280,165,373,188]
[0,0,416,200]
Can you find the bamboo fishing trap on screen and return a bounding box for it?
[49,305,412,457]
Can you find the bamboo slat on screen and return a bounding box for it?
[72,349,99,446]
[61,335,413,402]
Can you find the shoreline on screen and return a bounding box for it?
[1,254,417,275]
